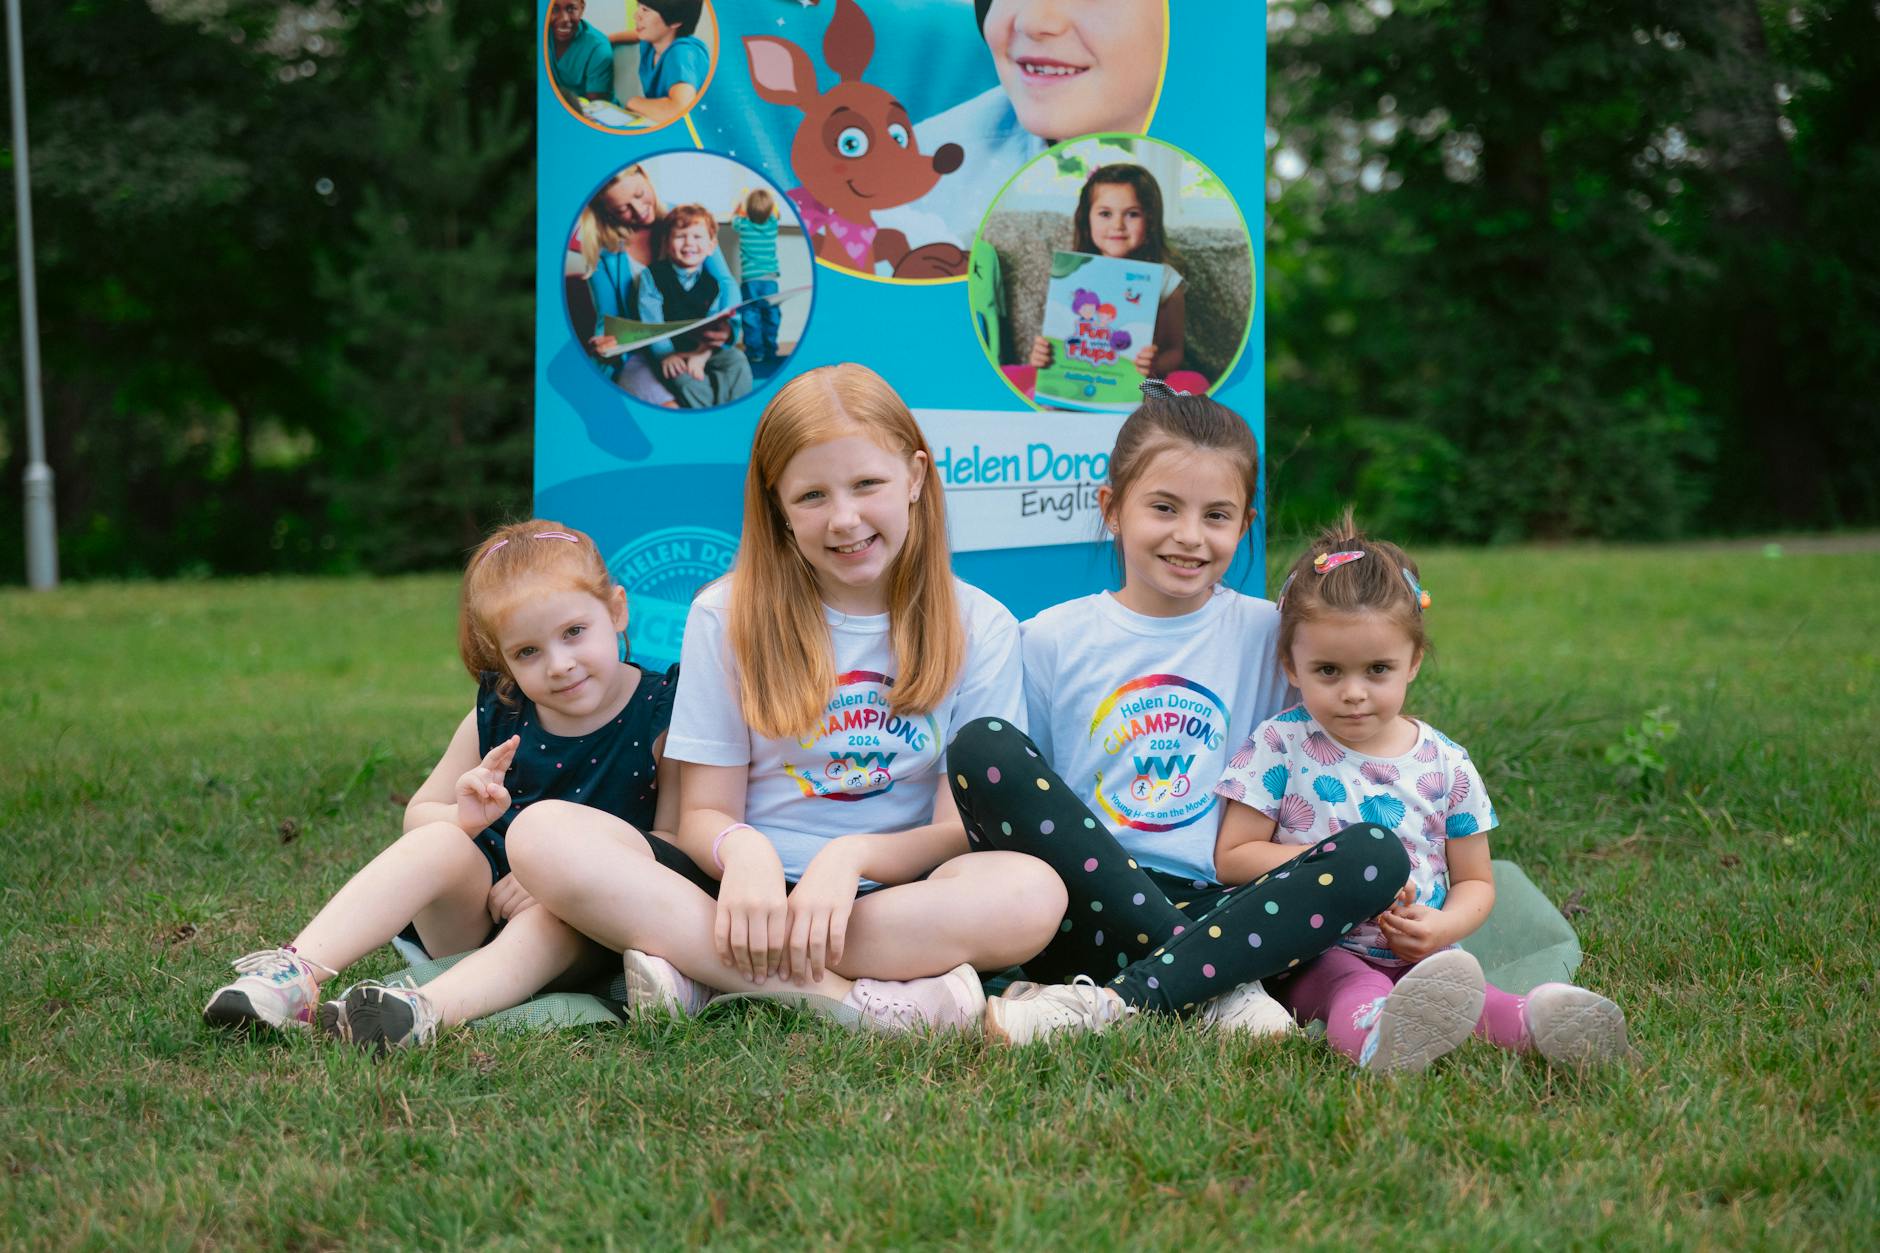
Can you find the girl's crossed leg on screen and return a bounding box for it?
[946,716,1410,1018]
[207,819,612,1048]
[506,800,1066,1026]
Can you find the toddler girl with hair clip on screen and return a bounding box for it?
[506,364,1066,1032]
[203,520,696,1051]
[1211,517,1631,1071]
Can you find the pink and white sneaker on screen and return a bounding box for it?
[623,949,717,1019]
[202,948,329,1032]
[839,962,987,1034]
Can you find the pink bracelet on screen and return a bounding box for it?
[712,822,755,871]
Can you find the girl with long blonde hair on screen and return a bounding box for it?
[509,364,1066,1030]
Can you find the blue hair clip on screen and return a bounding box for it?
[1401,567,1432,611]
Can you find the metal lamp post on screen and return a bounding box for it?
[7,0,57,589]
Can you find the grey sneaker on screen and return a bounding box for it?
[984,975,1135,1045]
[623,949,716,1019]
[1196,979,1295,1037]
[1358,948,1486,1073]
[1523,983,1628,1066]
[338,981,441,1054]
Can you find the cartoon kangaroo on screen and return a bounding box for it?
[744,0,969,279]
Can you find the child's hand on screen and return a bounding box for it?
[1029,336,1054,368]
[1376,903,1452,963]
[454,736,518,835]
[783,840,863,984]
[715,832,789,984]
[587,334,619,357]
[686,351,709,381]
[486,873,537,924]
[660,353,691,380]
[1133,342,1159,376]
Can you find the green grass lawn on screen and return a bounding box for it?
[2,542,1876,1248]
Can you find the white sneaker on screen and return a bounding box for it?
[1197,980,1296,1037]
[1524,983,1629,1066]
[1359,948,1486,1073]
[840,962,987,1034]
[623,949,717,1019]
[985,975,1135,1045]
[202,948,327,1032]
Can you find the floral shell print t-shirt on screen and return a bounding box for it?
[664,578,1023,881]
[1214,706,1499,965]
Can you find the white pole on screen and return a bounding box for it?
[6,0,57,589]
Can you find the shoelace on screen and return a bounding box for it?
[230,947,338,982]
[1045,975,1117,1028]
[851,982,921,1030]
[231,949,311,984]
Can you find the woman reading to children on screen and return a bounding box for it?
[572,164,737,407]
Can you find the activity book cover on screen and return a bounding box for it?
[1033,252,1163,412]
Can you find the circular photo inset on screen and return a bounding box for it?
[564,152,815,412]
[544,0,720,135]
[700,0,1168,283]
[969,135,1254,412]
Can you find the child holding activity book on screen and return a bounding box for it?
[638,204,754,409]
[1030,163,1186,383]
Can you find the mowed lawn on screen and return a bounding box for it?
[1,541,1875,1248]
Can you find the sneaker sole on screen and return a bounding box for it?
[1365,949,1486,1074]
[315,999,349,1042]
[342,986,414,1056]
[202,989,304,1032]
[1526,985,1628,1066]
[984,996,1022,1045]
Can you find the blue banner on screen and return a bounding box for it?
[537,0,1265,666]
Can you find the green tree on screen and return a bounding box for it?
[317,1,535,571]
[1267,1,1720,541]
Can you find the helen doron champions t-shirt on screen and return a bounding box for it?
[1020,587,1294,884]
[664,578,1023,880]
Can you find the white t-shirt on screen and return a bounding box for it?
[1020,586,1293,884]
[666,578,1023,880]
[1214,709,1499,965]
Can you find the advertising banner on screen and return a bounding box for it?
[536,0,1266,667]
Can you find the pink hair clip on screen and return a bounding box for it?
[1314,550,1366,574]
[474,530,581,568]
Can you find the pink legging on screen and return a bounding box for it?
[1274,945,1530,1061]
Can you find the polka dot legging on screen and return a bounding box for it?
[947,716,1412,1017]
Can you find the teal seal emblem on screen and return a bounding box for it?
[610,526,738,666]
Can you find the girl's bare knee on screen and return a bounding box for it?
[505,801,582,879]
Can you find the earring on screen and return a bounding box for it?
[617,631,629,662]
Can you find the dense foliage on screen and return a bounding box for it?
[1267,0,1879,540]
[0,2,1874,577]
